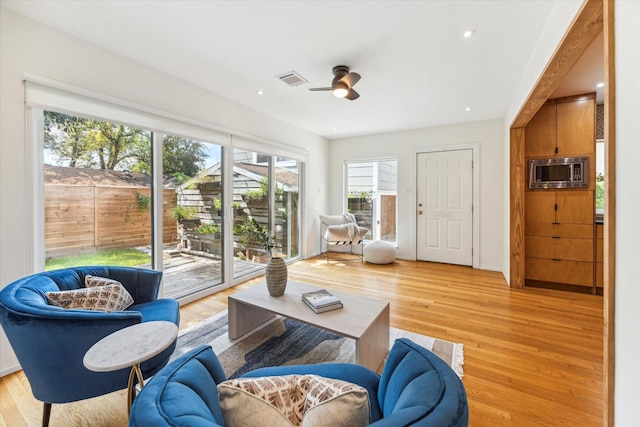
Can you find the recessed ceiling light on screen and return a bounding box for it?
[465,106,472,112]
[257,90,264,95]
[463,29,476,39]
[596,82,605,88]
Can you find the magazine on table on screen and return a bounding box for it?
[301,289,343,313]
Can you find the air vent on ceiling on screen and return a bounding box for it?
[276,71,308,87]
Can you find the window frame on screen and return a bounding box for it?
[344,158,398,244]
[25,75,306,301]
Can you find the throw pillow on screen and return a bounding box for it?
[217,374,369,427]
[85,274,122,288]
[46,283,134,312]
[301,375,370,427]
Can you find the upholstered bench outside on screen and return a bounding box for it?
[364,241,396,264]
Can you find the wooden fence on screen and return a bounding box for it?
[45,185,177,257]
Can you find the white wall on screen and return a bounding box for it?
[328,118,504,271]
[614,1,640,423]
[0,8,329,375]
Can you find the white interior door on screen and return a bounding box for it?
[417,150,473,265]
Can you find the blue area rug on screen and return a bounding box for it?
[172,310,464,378]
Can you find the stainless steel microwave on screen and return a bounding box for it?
[528,157,589,189]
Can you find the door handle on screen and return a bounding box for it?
[418,210,423,215]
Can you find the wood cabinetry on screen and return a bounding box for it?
[596,223,603,288]
[525,190,595,288]
[525,94,596,158]
[524,93,597,292]
[525,104,556,158]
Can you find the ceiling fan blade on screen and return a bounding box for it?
[308,87,332,91]
[340,72,361,88]
[345,89,360,100]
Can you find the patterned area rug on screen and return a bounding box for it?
[172,310,464,379]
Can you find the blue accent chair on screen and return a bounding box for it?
[0,266,180,427]
[129,338,469,426]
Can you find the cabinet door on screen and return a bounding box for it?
[526,222,593,238]
[525,191,556,223]
[596,224,604,288]
[556,99,595,155]
[525,104,557,157]
[526,236,593,262]
[556,191,594,224]
[525,257,593,287]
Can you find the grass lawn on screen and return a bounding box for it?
[45,248,151,271]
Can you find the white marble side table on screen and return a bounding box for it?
[83,321,178,413]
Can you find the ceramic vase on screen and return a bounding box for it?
[266,256,287,297]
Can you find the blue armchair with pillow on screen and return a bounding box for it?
[0,266,180,427]
[129,338,469,426]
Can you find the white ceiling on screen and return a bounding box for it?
[2,1,603,139]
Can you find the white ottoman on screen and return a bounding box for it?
[364,241,396,264]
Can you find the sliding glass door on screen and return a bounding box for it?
[161,136,225,299]
[274,157,300,259]
[42,111,154,270]
[37,106,303,301]
[232,149,301,280]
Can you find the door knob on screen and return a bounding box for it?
[418,210,423,215]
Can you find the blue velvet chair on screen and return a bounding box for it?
[0,266,180,427]
[129,338,469,426]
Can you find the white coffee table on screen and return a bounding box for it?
[228,281,390,371]
[83,321,178,413]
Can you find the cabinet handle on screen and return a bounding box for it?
[552,236,561,239]
[551,258,561,261]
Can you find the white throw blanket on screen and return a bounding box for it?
[320,213,369,244]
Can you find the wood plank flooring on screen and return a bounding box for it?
[0,258,603,426]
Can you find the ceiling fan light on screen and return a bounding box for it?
[332,83,349,98]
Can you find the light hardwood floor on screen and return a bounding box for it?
[0,258,603,426]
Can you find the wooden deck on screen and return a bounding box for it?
[152,250,267,300]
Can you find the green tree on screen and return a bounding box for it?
[44,111,148,170]
[131,135,207,177]
[85,121,150,170]
[44,112,93,167]
[44,111,208,178]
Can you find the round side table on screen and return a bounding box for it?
[83,321,178,413]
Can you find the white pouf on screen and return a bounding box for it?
[363,241,396,264]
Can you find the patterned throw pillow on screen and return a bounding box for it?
[85,274,122,288]
[46,280,134,312]
[217,374,369,427]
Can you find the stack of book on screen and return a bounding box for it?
[301,289,343,313]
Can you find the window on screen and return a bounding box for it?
[28,78,306,302]
[595,138,605,217]
[345,160,397,243]
[166,136,225,299]
[42,111,154,270]
[232,149,301,279]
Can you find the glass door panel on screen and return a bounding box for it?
[275,158,300,259]
[164,136,224,299]
[346,160,397,242]
[43,111,153,270]
[232,149,270,279]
